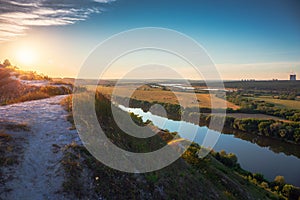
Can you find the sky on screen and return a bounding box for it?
[0,0,300,80]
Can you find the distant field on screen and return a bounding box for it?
[254,97,300,110]
[192,80,300,93]
[96,85,239,109]
[212,113,289,122]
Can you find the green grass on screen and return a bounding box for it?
[254,96,300,110]
[61,134,282,200]
[61,93,288,199]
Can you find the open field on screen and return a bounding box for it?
[192,80,300,92]
[253,97,300,110]
[96,85,240,109]
[213,113,290,122]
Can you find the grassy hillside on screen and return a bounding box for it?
[0,64,72,105]
[60,94,296,199]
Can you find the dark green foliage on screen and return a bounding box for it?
[116,94,300,144]
[62,92,299,199]
[193,80,300,94]
[231,118,300,143]
[226,92,300,122]
[115,96,183,120]
[212,150,239,169]
[253,173,265,183]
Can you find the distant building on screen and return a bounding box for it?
[290,73,296,81]
[241,79,255,82]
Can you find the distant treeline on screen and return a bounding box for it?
[225,92,300,122]
[182,113,300,144]
[208,116,300,144]
[192,80,300,94]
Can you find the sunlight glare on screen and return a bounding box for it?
[17,48,36,66]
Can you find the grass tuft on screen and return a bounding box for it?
[0,120,30,132]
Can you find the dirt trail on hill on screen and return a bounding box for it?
[0,95,80,200]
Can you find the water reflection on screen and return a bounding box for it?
[120,105,300,186]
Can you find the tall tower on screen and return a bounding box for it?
[290,73,296,81]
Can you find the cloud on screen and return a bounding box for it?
[0,0,114,42]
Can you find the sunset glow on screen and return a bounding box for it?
[0,0,299,79]
[0,1,300,197]
[17,47,36,66]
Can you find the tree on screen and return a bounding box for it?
[258,121,272,136]
[215,152,221,161]
[227,153,238,166]
[253,173,265,183]
[274,175,285,185]
[282,184,294,198]
[219,150,226,157]
[294,128,300,142]
[270,122,282,136]
[3,59,11,67]
[261,182,269,189]
[279,129,287,138]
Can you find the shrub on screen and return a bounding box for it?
[274,176,285,186]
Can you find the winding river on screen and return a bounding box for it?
[120,105,300,186]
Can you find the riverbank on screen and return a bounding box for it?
[113,96,300,145]
[62,93,293,199]
[121,105,300,187]
[1,93,299,199]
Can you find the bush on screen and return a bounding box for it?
[8,91,50,104]
[274,176,285,186]
[41,86,71,96]
[213,150,239,168]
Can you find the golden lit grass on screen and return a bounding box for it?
[96,85,239,109]
[60,95,72,112]
[0,121,30,132]
[7,91,50,104]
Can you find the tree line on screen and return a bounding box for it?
[112,96,300,144]
[226,92,300,122]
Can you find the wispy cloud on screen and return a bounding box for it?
[0,0,114,42]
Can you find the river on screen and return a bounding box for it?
[119,105,300,186]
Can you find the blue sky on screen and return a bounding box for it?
[0,0,299,79]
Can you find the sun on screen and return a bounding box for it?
[17,48,36,66]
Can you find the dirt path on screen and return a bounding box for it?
[0,95,79,200]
